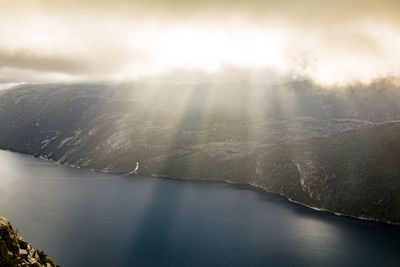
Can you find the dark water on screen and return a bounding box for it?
[0,150,399,267]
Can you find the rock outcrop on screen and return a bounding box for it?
[0,216,58,267]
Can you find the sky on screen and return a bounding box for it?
[1,0,400,86]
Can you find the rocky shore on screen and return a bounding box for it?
[0,216,58,267]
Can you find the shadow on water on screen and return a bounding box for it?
[122,178,181,266]
[1,150,400,267]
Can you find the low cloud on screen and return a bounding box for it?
[0,49,86,74]
[1,0,400,85]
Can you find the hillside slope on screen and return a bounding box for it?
[145,122,400,223]
[1,82,400,223]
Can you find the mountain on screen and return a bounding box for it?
[1,81,400,223]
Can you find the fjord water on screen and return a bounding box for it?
[0,150,399,266]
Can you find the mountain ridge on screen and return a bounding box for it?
[1,82,400,223]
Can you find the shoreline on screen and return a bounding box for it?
[2,148,399,226]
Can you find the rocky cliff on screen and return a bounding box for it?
[0,216,57,267]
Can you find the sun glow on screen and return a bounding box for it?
[122,23,290,76]
[1,0,400,86]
